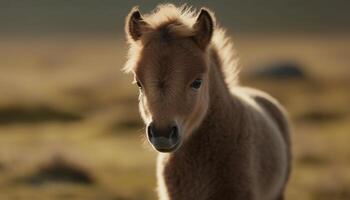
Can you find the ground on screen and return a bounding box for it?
[0,33,349,200]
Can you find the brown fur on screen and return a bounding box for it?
[123,4,291,200]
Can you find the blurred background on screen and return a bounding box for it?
[0,0,349,199]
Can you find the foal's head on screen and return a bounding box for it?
[124,5,215,152]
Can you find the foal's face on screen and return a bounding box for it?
[135,39,209,152]
[125,7,214,152]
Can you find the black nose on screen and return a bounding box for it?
[147,123,180,152]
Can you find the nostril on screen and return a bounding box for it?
[147,123,155,139]
[169,126,179,140]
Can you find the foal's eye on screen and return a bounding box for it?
[190,79,202,90]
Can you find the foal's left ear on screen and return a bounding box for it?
[193,8,215,49]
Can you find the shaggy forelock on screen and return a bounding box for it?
[142,4,197,38]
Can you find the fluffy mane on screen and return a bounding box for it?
[124,4,240,86]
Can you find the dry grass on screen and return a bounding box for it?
[0,33,349,199]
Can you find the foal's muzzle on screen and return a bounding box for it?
[147,122,180,152]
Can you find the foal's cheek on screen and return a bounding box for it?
[181,91,200,117]
[138,95,151,123]
[181,92,195,115]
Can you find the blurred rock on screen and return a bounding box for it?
[110,119,143,132]
[248,61,307,79]
[0,162,4,171]
[20,155,94,185]
[0,105,83,125]
[297,109,347,123]
[298,153,329,166]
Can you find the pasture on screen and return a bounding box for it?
[0,33,349,199]
[1,1,350,199]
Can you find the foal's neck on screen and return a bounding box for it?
[205,48,238,119]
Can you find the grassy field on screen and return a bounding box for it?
[0,33,349,200]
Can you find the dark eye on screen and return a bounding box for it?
[136,81,142,89]
[190,79,202,90]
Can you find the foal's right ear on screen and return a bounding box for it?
[125,7,147,42]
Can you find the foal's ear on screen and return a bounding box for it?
[125,7,147,42]
[193,8,215,49]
